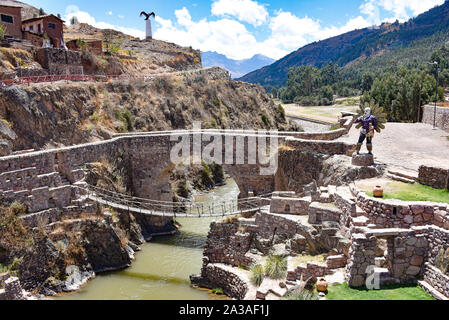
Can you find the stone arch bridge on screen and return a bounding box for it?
[0,128,354,220]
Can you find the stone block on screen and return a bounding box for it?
[351,154,374,167]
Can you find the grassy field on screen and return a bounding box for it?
[362,182,449,204]
[280,102,358,123]
[326,283,435,300]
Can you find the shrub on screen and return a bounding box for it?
[261,112,271,126]
[211,288,224,295]
[250,264,264,287]
[277,104,286,120]
[176,178,190,199]
[114,109,133,132]
[264,255,287,279]
[209,162,225,185]
[10,202,27,216]
[0,24,7,40]
[199,162,214,189]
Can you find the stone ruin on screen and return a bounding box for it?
[192,179,449,300]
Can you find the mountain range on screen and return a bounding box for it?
[201,51,275,79]
[238,0,449,87]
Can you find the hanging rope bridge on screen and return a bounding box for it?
[74,184,271,218]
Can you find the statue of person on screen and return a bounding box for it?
[354,107,378,155]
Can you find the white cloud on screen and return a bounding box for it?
[211,0,268,26]
[64,5,145,39]
[361,0,444,22]
[107,11,113,16]
[154,6,375,60]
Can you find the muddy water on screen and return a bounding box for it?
[57,179,240,300]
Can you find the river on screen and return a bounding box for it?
[57,179,240,300]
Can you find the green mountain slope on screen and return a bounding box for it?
[238,1,449,87]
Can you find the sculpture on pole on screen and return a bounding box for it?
[140,11,156,40]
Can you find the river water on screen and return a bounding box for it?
[57,179,240,300]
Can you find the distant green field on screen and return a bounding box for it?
[364,182,449,204]
[326,283,434,300]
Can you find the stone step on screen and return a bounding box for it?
[418,280,449,300]
[387,168,418,181]
[352,216,369,227]
[386,173,415,184]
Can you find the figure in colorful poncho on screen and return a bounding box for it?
[354,107,378,155]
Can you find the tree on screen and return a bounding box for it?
[39,8,45,16]
[57,13,62,19]
[70,16,79,25]
[361,72,374,93]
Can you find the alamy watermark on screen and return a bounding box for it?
[169,121,279,175]
[365,265,381,290]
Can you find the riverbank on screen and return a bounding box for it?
[55,179,239,300]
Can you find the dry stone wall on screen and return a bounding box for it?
[418,165,449,190]
[422,105,449,132]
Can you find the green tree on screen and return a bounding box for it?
[70,16,79,25]
[39,8,45,16]
[361,72,374,93]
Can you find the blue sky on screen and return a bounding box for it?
[25,0,445,60]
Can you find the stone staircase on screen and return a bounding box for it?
[386,168,418,184]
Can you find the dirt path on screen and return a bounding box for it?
[337,123,449,171]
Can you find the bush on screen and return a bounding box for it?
[176,178,190,199]
[211,288,224,295]
[9,202,27,216]
[261,112,271,126]
[264,255,287,279]
[0,24,6,40]
[209,162,225,185]
[114,109,133,132]
[250,264,264,287]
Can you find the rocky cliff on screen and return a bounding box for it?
[0,68,293,152]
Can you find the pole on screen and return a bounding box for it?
[434,63,438,130]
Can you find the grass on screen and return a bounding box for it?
[326,283,435,300]
[250,264,264,287]
[264,255,288,279]
[364,182,449,204]
[291,254,326,268]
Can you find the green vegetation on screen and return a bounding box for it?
[0,23,7,40]
[70,16,79,25]
[194,162,225,190]
[264,255,287,279]
[0,257,23,276]
[261,112,271,126]
[211,288,224,295]
[114,109,133,132]
[250,264,264,287]
[9,202,27,216]
[365,182,449,204]
[176,178,190,199]
[326,283,434,300]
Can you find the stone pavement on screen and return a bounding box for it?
[337,123,449,171]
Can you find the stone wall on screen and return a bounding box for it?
[34,48,83,75]
[287,255,347,282]
[269,196,310,215]
[352,187,449,230]
[422,263,449,298]
[203,222,255,268]
[418,165,449,190]
[193,264,249,299]
[308,202,341,224]
[422,105,449,132]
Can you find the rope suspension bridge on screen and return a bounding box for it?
[75,184,272,218]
